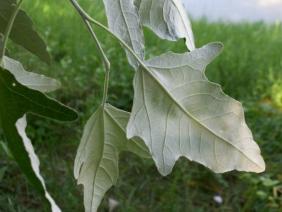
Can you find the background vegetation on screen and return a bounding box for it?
[0,0,281,211]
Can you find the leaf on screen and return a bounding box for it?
[0,0,51,63]
[136,0,195,51]
[103,0,145,69]
[74,104,149,212]
[3,56,60,92]
[0,67,75,122]
[16,115,61,212]
[127,43,265,176]
[1,57,64,211]
[0,67,77,208]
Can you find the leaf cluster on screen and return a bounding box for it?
[71,0,266,211]
[0,0,266,211]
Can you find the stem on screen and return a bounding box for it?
[102,68,110,105]
[69,0,166,107]
[0,0,23,64]
[69,0,110,106]
[68,0,148,72]
[83,20,110,106]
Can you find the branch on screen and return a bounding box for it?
[68,0,149,73]
[69,0,110,106]
[69,0,173,109]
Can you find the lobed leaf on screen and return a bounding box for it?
[136,0,195,51]
[127,43,265,176]
[103,0,145,69]
[74,104,149,212]
[0,0,51,63]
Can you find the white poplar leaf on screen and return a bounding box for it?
[103,0,145,69]
[3,56,61,92]
[74,104,149,212]
[137,0,195,51]
[127,43,265,176]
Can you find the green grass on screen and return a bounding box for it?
[0,0,282,211]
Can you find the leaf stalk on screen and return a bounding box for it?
[69,0,110,106]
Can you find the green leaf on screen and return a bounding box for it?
[136,0,195,51]
[3,56,60,92]
[1,57,64,211]
[0,67,77,209]
[127,43,265,176]
[0,67,76,122]
[0,0,51,63]
[103,0,145,69]
[74,104,149,212]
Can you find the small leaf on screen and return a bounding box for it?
[137,0,195,51]
[103,0,145,69]
[0,67,77,209]
[3,56,60,92]
[0,0,51,63]
[74,104,149,212]
[127,43,265,176]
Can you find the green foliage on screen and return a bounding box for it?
[0,66,77,210]
[0,0,77,210]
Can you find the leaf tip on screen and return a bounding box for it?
[253,155,266,173]
[208,42,224,53]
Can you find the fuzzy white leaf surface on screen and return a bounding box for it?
[127,43,265,176]
[137,0,195,51]
[3,56,61,92]
[74,104,149,212]
[103,0,145,69]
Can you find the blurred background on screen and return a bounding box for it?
[0,0,281,211]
